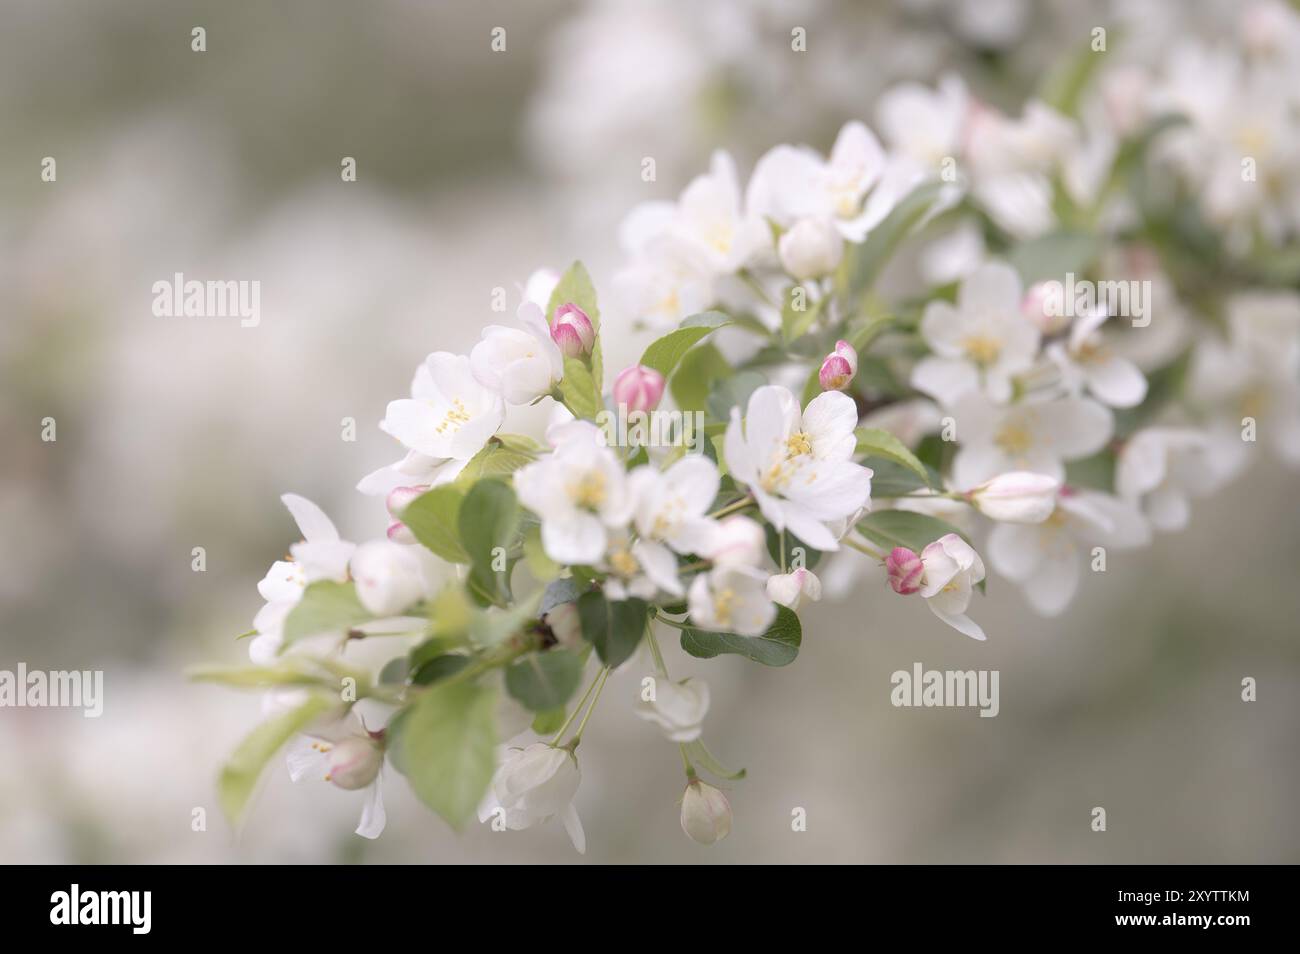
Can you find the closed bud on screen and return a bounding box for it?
[703,515,766,567]
[968,471,1060,523]
[326,736,383,791]
[680,779,732,845]
[778,217,844,280]
[765,567,822,609]
[550,303,595,357]
[818,339,858,391]
[886,546,924,595]
[612,364,665,413]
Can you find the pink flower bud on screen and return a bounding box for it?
[612,364,665,413]
[886,546,924,595]
[385,485,427,519]
[385,485,427,546]
[325,736,383,791]
[550,303,595,357]
[818,340,858,391]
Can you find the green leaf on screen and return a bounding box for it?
[680,605,802,667]
[861,457,930,498]
[671,341,733,413]
[458,480,520,606]
[530,708,567,735]
[840,181,944,300]
[683,739,746,780]
[403,486,470,563]
[454,441,535,486]
[1007,230,1100,285]
[855,427,933,486]
[577,591,648,668]
[281,581,371,647]
[856,509,972,552]
[396,680,497,830]
[559,356,603,421]
[411,653,472,686]
[505,649,584,711]
[640,312,731,377]
[780,285,824,342]
[218,692,335,825]
[706,370,765,422]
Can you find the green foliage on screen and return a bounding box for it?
[505,649,584,711]
[671,342,733,413]
[680,605,802,666]
[403,485,471,563]
[395,680,498,830]
[640,311,731,377]
[576,590,648,668]
[458,480,520,606]
[281,581,371,647]
[855,427,934,486]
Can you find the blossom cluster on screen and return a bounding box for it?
[198,5,1300,854]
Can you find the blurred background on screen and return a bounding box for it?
[2,0,1296,863]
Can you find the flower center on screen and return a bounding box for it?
[609,548,639,578]
[713,587,736,625]
[570,470,608,510]
[962,334,1002,366]
[434,398,472,435]
[994,422,1034,456]
[761,431,815,493]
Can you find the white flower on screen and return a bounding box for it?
[967,472,1061,523]
[687,564,776,636]
[514,435,633,565]
[950,394,1114,490]
[349,540,427,617]
[876,73,969,171]
[917,534,987,641]
[635,677,709,742]
[1047,309,1149,408]
[680,779,732,845]
[765,567,823,609]
[285,710,386,839]
[701,515,767,567]
[361,352,506,495]
[911,262,1041,405]
[778,217,843,280]
[1115,428,1218,532]
[748,120,909,241]
[629,456,720,555]
[621,151,766,282]
[611,228,713,332]
[988,490,1150,616]
[600,530,681,601]
[250,494,355,664]
[470,302,565,404]
[477,743,585,854]
[723,386,872,551]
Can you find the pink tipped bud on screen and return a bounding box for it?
[886,546,924,595]
[819,340,858,391]
[612,364,665,413]
[386,520,416,544]
[550,303,595,357]
[386,485,427,519]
